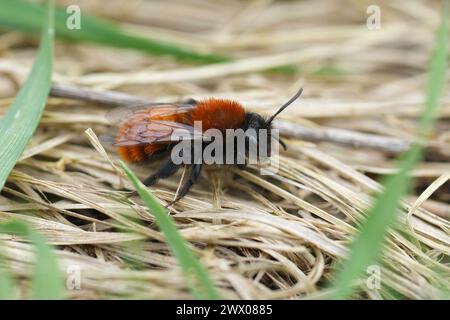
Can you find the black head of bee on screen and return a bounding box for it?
[243,112,267,131]
[242,88,303,157]
[242,112,274,158]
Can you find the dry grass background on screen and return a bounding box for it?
[0,0,449,299]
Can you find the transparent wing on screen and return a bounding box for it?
[100,121,203,148]
[114,120,203,146]
[104,102,195,125]
[100,102,202,147]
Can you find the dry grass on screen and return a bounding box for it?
[0,0,449,299]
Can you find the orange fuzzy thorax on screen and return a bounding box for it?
[190,98,245,131]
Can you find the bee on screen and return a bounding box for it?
[108,88,303,203]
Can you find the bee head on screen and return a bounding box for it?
[242,88,303,156]
[243,112,274,159]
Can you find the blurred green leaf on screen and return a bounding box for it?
[0,220,64,300]
[0,0,229,64]
[120,161,220,300]
[331,3,449,299]
[311,65,349,77]
[0,0,54,190]
[0,0,62,299]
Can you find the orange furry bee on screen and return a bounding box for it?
[109,89,303,202]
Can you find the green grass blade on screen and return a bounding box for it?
[0,0,228,64]
[120,161,220,300]
[0,220,64,300]
[0,0,54,191]
[331,3,449,299]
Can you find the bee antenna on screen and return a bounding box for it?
[265,88,303,126]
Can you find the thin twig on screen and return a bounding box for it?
[51,82,148,106]
[50,83,411,153]
[274,120,410,153]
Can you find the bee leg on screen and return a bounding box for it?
[236,157,247,170]
[235,146,247,170]
[142,158,181,187]
[166,164,202,206]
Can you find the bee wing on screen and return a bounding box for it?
[100,120,203,147]
[104,102,195,125]
[101,102,201,147]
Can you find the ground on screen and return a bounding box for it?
[0,0,448,299]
